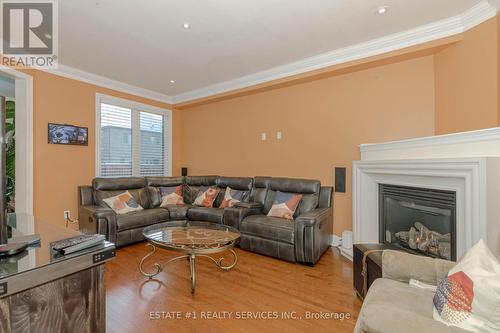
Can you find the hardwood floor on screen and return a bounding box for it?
[105,243,362,333]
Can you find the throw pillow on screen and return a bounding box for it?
[159,185,184,207]
[267,191,303,220]
[103,191,143,215]
[219,187,246,208]
[433,239,500,333]
[193,186,220,208]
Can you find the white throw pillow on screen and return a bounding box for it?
[103,191,143,215]
[433,239,500,333]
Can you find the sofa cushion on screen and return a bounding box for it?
[93,177,150,208]
[215,177,253,207]
[146,176,184,187]
[186,207,224,224]
[240,215,295,244]
[103,191,144,215]
[219,187,246,208]
[216,177,254,191]
[264,178,320,216]
[93,177,146,191]
[146,177,184,208]
[267,191,302,220]
[193,186,221,208]
[355,278,469,333]
[164,204,192,220]
[433,239,500,332]
[159,185,185,206]
[116,208,170,231]
[184,176,218,204]
[95,187,150,209]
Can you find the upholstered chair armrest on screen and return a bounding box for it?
[294,208,332,266]
[382,250,455,285]
[223,202,263,230]
[78,205,118,243]
[233,202,263,210]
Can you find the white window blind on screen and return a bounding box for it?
[97,96,170,178]
[100,103,132,177]
[139,111,164,176]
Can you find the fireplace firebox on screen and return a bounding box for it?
[379,184,456,261]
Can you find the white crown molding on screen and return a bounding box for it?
[37,1,498,105]
[173,1,498,104]
[462,0,499,30]
[42,64,175,105]
[360,127,500,153]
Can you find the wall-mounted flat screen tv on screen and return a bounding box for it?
[48,123,88,146]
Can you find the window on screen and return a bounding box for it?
[96,94,171,178]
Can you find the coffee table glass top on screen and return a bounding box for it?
[143,221,240,251]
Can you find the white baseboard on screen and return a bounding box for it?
[331,234,342,247]
[339,246,354,261]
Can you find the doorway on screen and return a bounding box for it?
[0,66,34,230]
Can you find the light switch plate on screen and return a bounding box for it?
[261,133,267,141]
[277,131,283,140]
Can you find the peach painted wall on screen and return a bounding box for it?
[434,16,498,134]
[30,70,180,226]
[178,56,436,235]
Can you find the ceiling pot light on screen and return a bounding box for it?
[182,23,190,29]
[170,80,175,83]
[377,6,388,14]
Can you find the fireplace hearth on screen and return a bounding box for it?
[379,184,456,261]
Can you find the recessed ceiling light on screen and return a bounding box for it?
[170,80,175,83]
[377,6,388,14]
[182,23,190,29]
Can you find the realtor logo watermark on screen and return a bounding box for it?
[1,0,58,68]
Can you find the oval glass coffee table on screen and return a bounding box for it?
[139,221,240,293]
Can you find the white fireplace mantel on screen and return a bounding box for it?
[353,128,500,257]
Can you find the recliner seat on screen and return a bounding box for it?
[78,175,333,265]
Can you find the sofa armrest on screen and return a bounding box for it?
[78,185,94,206]
[294,208,332,265]
[233,202,263,210]
[318,186,333,209]
[382,250,455,285]
[295,207,330,227]
[78,205,117,243]
[223,203,262,230]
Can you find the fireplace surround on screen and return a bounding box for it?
[353,127,500,259]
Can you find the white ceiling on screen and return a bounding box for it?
[58,0,491,102]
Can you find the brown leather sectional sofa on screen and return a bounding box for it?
[78,175,333,265]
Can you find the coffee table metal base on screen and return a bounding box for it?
[139,243,237,293]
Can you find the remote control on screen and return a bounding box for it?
[52,234,105,254]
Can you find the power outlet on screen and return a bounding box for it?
[63,210,70,220]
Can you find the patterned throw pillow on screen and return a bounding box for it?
[433,239,500,332]
[193,186,221,208]
[103,191,143,215]
[159,185,184,207]
[267,191,303,220]
[219,187,246,208]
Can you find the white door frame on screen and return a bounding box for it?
[0,66,34,218]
